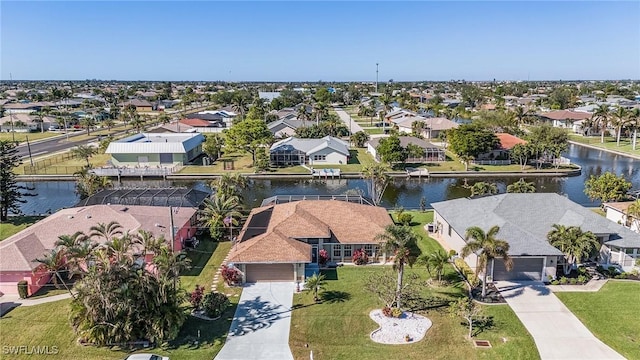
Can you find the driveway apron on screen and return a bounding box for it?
[496,281,624,360]
[215,282,295,360]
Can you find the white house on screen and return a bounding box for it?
[105,132,204,167]
[269,136,350,166]
[367,136,445,163]
[603,202,640,234]
[431,194,640,280]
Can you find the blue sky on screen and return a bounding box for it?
[1,1,639,81]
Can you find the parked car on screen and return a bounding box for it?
[124,354,169,360]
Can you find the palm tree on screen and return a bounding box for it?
[506,178,536,193]
[103,118,115,132]
[129,115,145,133]
[376,225,421,309]
[297,104,310,127]
[313,102,328,125]
[593,104,611,143]
[231,95,247,119]
[627,108,640,151]
[362,164,390,206]
[304,273,326,302]
[80,117,96,136]
[90,221,123,242]
[211,173,249,200]
[134,229,165,254]
[419,248,453,282]
[461,226,512,299]
[469,181,498,197]
[34,248,74,296]
[55,231,88,249]
[513,106,529,127]
[612,106,628,147]
[547,224,599,275]
[71,145,97,167]
[626,199,640,232]
[201,194,243,240]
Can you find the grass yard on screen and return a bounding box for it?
[364,128,385,135]
[18,153,112,175]
[290,212,539,359]
[0,239,238,360]
[555,281,640,359]
[289,266,539,360]
[0,132,60,143]
[313,148,376,172]
[0,216,44,241]
[568,134,640,158]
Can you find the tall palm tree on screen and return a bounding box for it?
[201,194,243,240]
[231,95,247,119]
[506,178,537,193]
[134,229,165,254]
[297,104,310,127]
[103,118,115,132]
[313,102,328,125]
[628,108,640,151]
[80,116,96,136]
[547,224,598,275]
[211,173,249,200]
[513,106,529,127]
[376,225,421,309]
[419,248,453,282]
[612,106,628,147]
[71,145,97,167]
[90,221,123,242]
[34,248,74,296]
[304,273,326,302]
[593,104,611,144]
[461,226,512,299]
[362,164,390,206]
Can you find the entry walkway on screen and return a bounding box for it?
[215,282,295,360]
[496,281,624,360]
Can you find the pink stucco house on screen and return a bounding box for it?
[0,205,197,296]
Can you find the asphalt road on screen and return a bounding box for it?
[16,130,128,160]
[333,107,364,134]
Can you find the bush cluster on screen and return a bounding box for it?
[382,306,403,318]
[221,265,242,285]
[352,248,369,265]
[17,280,28,299]
[202,292,230,318]
[454,258,479,287]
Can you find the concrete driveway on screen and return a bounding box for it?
[215,282,295,360]
[496,281,624,360]
[334,107,364,134]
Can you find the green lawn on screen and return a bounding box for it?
[556,281,640,359]
[313,148,376,172]
[364,128,385,135]
[0,216,43,241]
[290,211,539,360]
[19,153,112,175]
[0,132,60,142]
[568,134,640,157]
[0,239,238,360]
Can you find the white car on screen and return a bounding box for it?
[124,354,169,360]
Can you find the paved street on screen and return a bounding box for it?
[15,129,130,160]
[334,107,364,134]
[215,282,295,360]
[496,281,624,360]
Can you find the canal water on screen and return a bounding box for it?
[17,144,640,215]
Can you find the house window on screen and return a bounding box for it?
[625,248,635,255]
[343,245,352,258]
[364,244,373,256]
[333,245,342,258]
[447,224,452,236]
[313,155,326,161]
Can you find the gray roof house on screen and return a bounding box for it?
[270,136,350,166]
[105,133,204,167]
[268,119,310,138]
[431,193,640,280]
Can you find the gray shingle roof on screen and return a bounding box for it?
[431,193,640,255]
[270,136,349,156]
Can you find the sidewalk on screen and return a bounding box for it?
[0,293,72,316]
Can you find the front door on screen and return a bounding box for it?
[311,246,318,263]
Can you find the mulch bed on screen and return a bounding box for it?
[471,283,505,304]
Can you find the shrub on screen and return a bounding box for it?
[318,249,329,267]
[397,213,413,226]
[636,258,640,267]
[391,307,403,318]
[221,265,242,285]
[569,278,578,285]
[615,273,628,279]
[352,248,369,265]
[559,277,568,285]
[551,280,560,285]
[577,275,588,284]
[630,269,639,277]
[454,258,479,287]
[577,267,587,275]
[17,280,28,299]
[202,292,230,318]
[608,266,619,275]
[190,285,205,310]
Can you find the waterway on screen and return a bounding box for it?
[17,144,640,215]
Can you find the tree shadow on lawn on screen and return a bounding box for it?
[166,303,238,350]
[405,295,452,312]
[320,290,351,304]
[472,316,495,337]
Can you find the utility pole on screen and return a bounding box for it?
[26,135,34,166]
[9,73,15,142]
[376,63,379,93]
[169,206,177,289]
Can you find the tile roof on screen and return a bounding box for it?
[496,133,527,150]
[539,110,592,121]
[0,205,197,272]
[228,200,393,263]
[431,194,640,255]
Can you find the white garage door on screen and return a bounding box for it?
[493,258,543,281]
[245,264,294,282]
